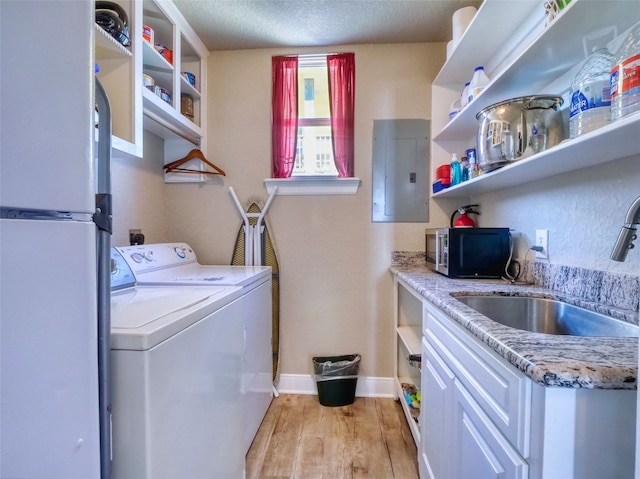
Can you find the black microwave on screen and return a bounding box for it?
[425,228,510,278]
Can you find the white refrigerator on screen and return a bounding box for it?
[1,2,110,478]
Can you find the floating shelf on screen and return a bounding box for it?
[433,112,640,198]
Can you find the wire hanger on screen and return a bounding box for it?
[163,148,226,176]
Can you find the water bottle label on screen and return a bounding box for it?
[569,80,611,118]
[610,53,640,99]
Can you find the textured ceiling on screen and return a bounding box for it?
[173,0,483,51]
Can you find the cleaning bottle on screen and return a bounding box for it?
[450,153,462,186]
[460,82,470,108]
[611,21,640,121]
[569,47,614,138]
[468,66,490,104]
[449,98,461,121]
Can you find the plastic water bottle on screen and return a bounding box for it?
[611,21,640,122]
[450,154,462,186]
[569,48,614,138]
[461,156,469,182]
[468,66,490,104]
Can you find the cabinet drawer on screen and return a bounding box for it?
[452,379,529,479]
[424,302,531,456]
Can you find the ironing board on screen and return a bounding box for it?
[229,187,280,394]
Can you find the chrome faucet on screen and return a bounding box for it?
[611,196,640,262]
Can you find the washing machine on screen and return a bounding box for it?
[109,249,245,479]
[116,243,273,454]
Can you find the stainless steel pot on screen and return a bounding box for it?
[475,95,565,173]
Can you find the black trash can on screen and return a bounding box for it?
[312,354,361,407]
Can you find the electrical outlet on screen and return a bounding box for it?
[129,229,144,245]
[535,229,548,259]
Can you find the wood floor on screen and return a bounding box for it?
[246,394,419,479]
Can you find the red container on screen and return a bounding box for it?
[142,25,154,44]
[154,43,173,65]
[436,164,450,181]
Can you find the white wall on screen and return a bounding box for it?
[160,43,449,380]
[111,133,169,247]
[470,153,640,275]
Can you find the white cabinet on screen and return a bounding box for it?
[393,278,423,446]
[420,338,454,479]
[95,0,143,159]
[420,298,636,479]
[430,0,640,198]
[141,0,207,148]
[452,380,528,479]
[422,301,530,479]
[94,0,208,161]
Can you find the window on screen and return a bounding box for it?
[295,56,337,176]
[271,53,355,180]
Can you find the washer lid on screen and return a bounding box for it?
[135,264,271,288]
[110,285,242,351]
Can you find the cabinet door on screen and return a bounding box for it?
[425,303,530,455]
[421,338,455,479]
[452,380,528,479]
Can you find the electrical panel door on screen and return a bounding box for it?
[372,119,429,222]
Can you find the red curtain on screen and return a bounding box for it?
[271,56,298,178]
[327,53,355,178]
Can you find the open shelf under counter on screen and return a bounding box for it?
[433,111,640,198]
[395,377,420,445]
[398,325,421,356]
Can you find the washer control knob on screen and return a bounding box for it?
[130,252,144,263]
[174,247,186,259]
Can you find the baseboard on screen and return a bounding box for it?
[275,374,396,398]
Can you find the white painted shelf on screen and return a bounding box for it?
[143,87,203,143]
[397,325,421,356]
[395,378,420,445]
[434,111,640,198]
[394,278,423,447]
[431,0,640,198]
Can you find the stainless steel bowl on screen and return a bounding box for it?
[476,95,565,173]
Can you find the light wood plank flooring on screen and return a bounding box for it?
[246,394,419,479]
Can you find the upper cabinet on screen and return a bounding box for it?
[95,0,143,158]
[431,0,640,198]
[94,0,208,159]
[141,0,208,148]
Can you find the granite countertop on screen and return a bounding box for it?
[390,260,639,390]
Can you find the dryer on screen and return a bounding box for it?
[116,243,273,454]
[110,249,245,479]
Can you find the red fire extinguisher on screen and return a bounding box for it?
[450,204,480,228]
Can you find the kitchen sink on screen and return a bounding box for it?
[454,295,639,337]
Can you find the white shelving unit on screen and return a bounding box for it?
[431,0,640,199]
[142,0,207,145]
[393,278,423,446]
[94,0,143,159]
[94,0,208,161]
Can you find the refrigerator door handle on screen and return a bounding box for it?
[95,77,112,479]
[94,194,112,234]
